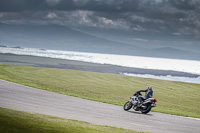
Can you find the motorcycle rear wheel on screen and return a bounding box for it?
[141,104,151,114]
[123,101,133,111]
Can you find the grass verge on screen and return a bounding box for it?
[0,64,199,118]
[0,107,143,133]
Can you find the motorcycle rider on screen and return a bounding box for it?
[137,86,153,105]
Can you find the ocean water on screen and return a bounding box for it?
[123,73,200,84]
[1,47,200,84]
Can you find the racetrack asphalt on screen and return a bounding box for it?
[0,79,199,133]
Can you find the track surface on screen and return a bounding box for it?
[0,79,199,133]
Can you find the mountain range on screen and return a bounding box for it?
[0,22,200,60]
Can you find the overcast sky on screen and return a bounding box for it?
[0,0,200,50]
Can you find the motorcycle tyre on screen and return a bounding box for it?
[141,104,151,114]
[123,101,133,111]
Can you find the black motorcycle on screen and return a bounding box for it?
[123,92,157,114]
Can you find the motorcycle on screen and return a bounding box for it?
[123,91,157,114]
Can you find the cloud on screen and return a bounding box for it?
[0,0,200,39]
[0,0,44,12]
[0,13,4,18]
[131,38,148,42]
[46,12,58,19]
[45,0,61,6]
[169,0,200,11]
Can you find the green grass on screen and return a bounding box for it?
[0,64,200,118]
[0,107,143,133]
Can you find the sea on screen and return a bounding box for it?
[1,46,200,84]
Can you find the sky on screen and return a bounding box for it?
[0,0,200,52]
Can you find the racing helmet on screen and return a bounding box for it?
[147,86,153,90]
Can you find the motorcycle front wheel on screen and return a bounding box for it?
[123,101,133,111]
[140,104,151,114]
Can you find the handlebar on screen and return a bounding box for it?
[133,91,142,96]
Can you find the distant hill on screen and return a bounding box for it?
[151,47,200,60]
[0,23,200,60]
[0,23,145,54]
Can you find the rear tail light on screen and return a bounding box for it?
[154,99,157,102]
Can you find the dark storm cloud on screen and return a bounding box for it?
[0,0,200,38]
[73,0,140,12]
[0,0,44,12]
[0,0,77,12]
[0,0,140,12]
[0,0,199,14]
[169,0,199,11]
